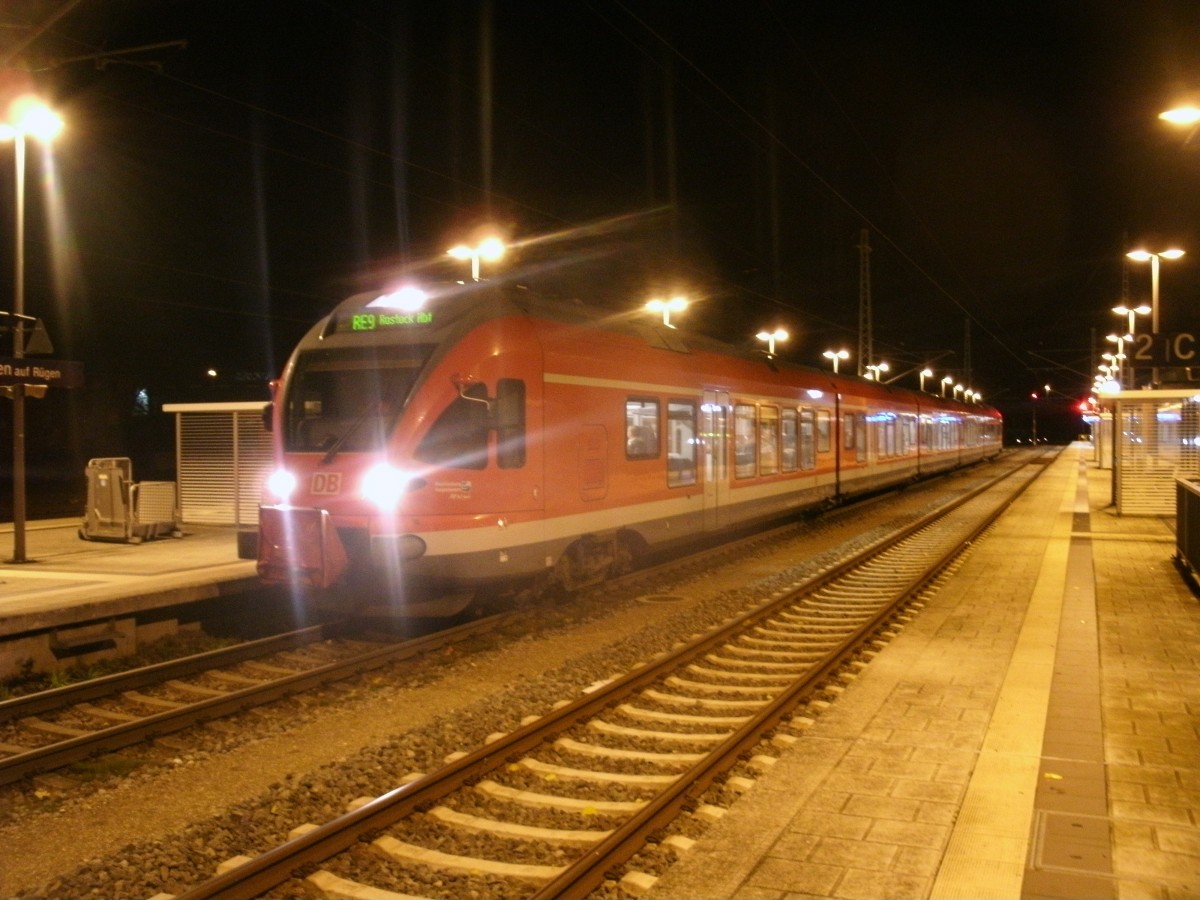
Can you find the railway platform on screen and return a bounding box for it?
[0,518,255,674]
[649,443,1200,900]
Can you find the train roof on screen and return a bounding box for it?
[316,280,1000,419]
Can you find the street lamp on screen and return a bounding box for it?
[645,295,687,328]
[1160,105,1200,126]
[1113,302,1150,336]
[1,95,62,564]
[1105,334,1129,387]
[756,327,788,356]
[1127,248,1184,385]
[1112,303,1149,388]
[919,368,933,392]
[864,361,889,381]
[940,375,953,397]
[822,348,849,374]
[447,236,505,281]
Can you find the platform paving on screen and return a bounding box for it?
[648,444,1200,900]
[0,518,255,637]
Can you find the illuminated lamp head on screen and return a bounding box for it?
[361,463,410,511]
[369,286,427,312]
[265,468,297,503]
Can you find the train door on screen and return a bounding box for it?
[702,390,730,529]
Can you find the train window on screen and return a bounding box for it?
[667,401,697,487]
[734,404,756,478]
[414,382,490,469]
[843,413,856,450]
[816,410,832,453]
[856,415,867,461]
[759,406,779,476]
[283,345,433,453]
[799,408,815,470]
[496,378,526,469]
[781,409,797,473]
[626,399,660,459]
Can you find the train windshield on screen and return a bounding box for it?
[282,345,435,453]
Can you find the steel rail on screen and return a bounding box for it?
[0,625,330,723]
[169,451,1047,900]
[531,451,1048,898]
[0,613,508,786]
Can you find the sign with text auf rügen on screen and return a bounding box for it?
[0,357,84,388]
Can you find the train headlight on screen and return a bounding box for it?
[265,468,297,503]
[361,463,409,510]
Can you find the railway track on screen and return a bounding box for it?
[159,453,1047,900]
[0,617,508,788]
[1,455,1034,793]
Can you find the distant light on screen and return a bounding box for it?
[206,368,218,378]
[369,286,427,312]
[806,389,823,399]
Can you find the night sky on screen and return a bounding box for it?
[5,0,1200,494]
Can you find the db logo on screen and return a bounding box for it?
[311,472,342,495]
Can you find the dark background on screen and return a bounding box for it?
[3,0,1200,516]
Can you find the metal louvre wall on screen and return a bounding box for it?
[237,412,273,525]
[172,405,271,526]
[1116,397,1200,516]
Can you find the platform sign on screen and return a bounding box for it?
[0,357,84,388]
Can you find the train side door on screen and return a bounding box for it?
[702,390,730,529]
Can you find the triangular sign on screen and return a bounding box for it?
[23,319,54,356]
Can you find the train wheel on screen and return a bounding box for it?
[608,533,637,578]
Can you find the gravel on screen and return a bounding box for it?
[0,475,978,899]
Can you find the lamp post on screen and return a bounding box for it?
[864,361,889,381]
[1,96,62,564]
[1113,302,1150,336]
[1105,334,1129,388]
[822,348,849,374]
[919,368,934,392]
[953,383,964,400]
[940,376,953,397]
[645,296,687,328]
[1112,303,1150,388]
[756,328,788,356]
[447,236,505,281]
[1127,248,1184,386]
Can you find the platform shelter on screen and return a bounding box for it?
[161,401,270,527]
[1104,388,1200,515]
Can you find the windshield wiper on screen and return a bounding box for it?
[321,400,391,464]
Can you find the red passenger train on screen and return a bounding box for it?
[256,281,1002,615]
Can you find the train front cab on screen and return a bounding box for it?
[257,298,554,614]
